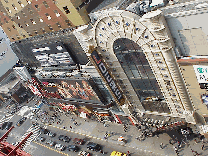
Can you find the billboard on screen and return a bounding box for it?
[40,79,100,101]
[193,65,208,83]
[90,50,125,105]
[32,43,75,67]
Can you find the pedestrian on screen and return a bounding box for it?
[201,144,204,150]
[69,126,72,129]
[169,139,172,145]
[160,142,164,149]
[174,146,178,153]
[178,141,181,148]
[127,151,130,154]
[194,151,200,155]
[201,138,204,144]
[194,139,198,144]
[63,126,65,129]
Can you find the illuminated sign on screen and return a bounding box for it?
[91,50,124,104]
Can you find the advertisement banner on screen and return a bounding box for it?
[193,65,208,83]
[90,50,124,105]
[40,79,100,101]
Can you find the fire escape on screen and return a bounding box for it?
[0,126,32,156]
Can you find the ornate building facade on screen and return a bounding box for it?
[74,9,203,126]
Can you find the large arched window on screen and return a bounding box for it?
[113,38,170,113]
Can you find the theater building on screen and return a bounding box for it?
[73,8,207,129]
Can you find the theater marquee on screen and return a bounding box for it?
[90,49,125,105]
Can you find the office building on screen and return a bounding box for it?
[0,0,105,42]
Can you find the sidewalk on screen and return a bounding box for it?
[34,105,208,156]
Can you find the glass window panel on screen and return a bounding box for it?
[143,66,155,78]
[135,52,148,65]
[113,38,169,113]
[137,65,147,78]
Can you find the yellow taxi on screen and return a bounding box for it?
[110,151,127,156]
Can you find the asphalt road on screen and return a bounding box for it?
[30,123,140,156]
[0,98,138,156]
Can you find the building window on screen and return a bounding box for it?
[45,13,51,20]
[12,4,18,11]
[18,23,23,28]
[21,11,26,17]
[53,10,60,17]
[63,6,70,14]
[52,0,58,4]
[65,20,71,26]
[30,11,33,14]
[39,18,44,22]
[6,7,12,13]
[34,30,38,34]
[41,28,46,33]
[43,1,49,8]
[48,25,53,30]
[18,1,24,7]
[26,0,31,4]
[25,23,29,27]
[56,22,61,28]
[12,25,16,29]
[30,19,36,24]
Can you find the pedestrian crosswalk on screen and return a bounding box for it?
[15,124,41,150]
[0,114,14,125]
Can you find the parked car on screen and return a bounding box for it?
[55,143,66,151]
[64,136,71,143]
[46,140,56,146]
[58,135,71,143]
[78,150,91,156]
[16,117,27,127]
[58,135,65,141]
[68,145,79,152]
[5,122,13,130]
[36,136,46,142]
[41,128,49,134]
[86,142,101,151]
[46,131,56,137]
[0,122,8,130]
[73,138,85,145]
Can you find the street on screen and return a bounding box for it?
[0,97,208,156]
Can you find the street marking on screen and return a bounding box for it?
[43,123,163,155]
[33,141,68,156]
